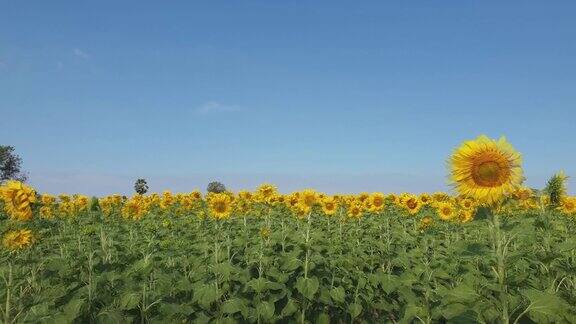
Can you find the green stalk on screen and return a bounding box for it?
[491,211,510,324]
[301,211,312,324]
[4,262,12,324]
[214,223,220,300]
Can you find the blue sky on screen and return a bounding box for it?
[1,1,575,195]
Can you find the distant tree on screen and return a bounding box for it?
[134,178,149,195]
[207,181,226,194]
[0,145,27,183]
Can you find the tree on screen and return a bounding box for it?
[207,181,226,193]
[0,145,27,183]
[134,178,149,195]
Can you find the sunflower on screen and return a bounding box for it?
[432,192,450,204]
[449,135,524,204]
[347,201,363,219]
[40,194,56,205]
[3,229,34,250]
[321,197,338,216]
[357,192,370,203]
[39,206,54,219]
[559,197,576,215]
[402,195,421,215]
[300,189,318,208]
[458,209,475,223]
[121,195,149,220]
[513,187,533,201]
[285,193,300,209]
[292,202,311,219]
[74,195,89,212]
[0,180,36,221]
[436,202,456,221]
[208,193,233,220]
[256,184,278,202]
[419,216,434,230]
[190,190,203,200]
[418,193,432,206]
[459,197,476,210]
[160,191,174,210]
[368,192,385,212]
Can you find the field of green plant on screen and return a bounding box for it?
[2,204,576,323]
[2,135,576,323]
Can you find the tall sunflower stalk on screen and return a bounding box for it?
[449,135,524,324]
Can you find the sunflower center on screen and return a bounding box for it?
[214,201,227,213]
[441,207,452,215]
[472,160,507,187]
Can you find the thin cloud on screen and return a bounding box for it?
[196,101,241,114]
[73,48,91,59]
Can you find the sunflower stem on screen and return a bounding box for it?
[491,210,510,324]
[4,262,12,324]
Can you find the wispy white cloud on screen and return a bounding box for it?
[73,48,91,59]
[196,101,241,114]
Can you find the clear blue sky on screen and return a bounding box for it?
[1,1,575,195]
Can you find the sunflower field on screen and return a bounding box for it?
[1,135,576,323]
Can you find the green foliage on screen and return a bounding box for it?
[207,181,226,194]
[1,207,576,323]
[89,197,100,212]
[545,171,568,207]
[0,145,27,183]
[134,178,149,195]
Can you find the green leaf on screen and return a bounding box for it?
[120,292,140,310]
[330,286,346,304]
[256,300,275,321]
[62,298,85,320]
[247,277,268,294]
[378,273,400,294]
[281,257,301,272]
[222,298,248,315]
[442,303,469,320]
[521,289,571,322]
[403,304,426,322]
[316,312,331,324]
[295,277,319,300]
[447,284,478,304]
[348,303,362,319]
[194,284,221,309]
[281,298,298,317]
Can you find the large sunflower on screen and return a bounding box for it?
[449,135,523,204]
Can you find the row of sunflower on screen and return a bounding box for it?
[2,181,574,252]
[2,135,576,252]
